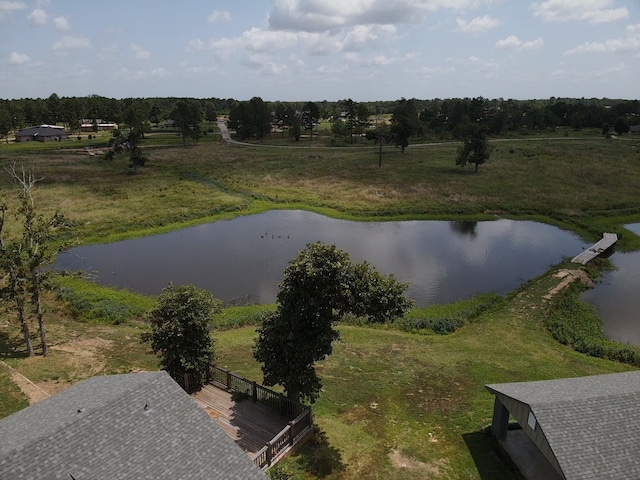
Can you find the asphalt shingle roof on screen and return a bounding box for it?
[0,371,268,479]
[486,370,640,480]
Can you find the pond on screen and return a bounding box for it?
[580,223,640,346]
[54,210,585,309]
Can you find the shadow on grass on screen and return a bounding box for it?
[0,331,30,359]
[462,428,525,480]
[295,426,345,478]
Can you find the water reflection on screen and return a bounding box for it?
[581,223,640,346]
[53,210,583,308]
[450,221,478,238]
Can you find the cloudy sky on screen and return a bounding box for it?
[1,0,638,101]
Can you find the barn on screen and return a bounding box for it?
[15,125,68,142]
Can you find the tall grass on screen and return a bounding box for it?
[53,275,154,324]
[1,134,639,248]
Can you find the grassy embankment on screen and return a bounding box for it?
[0,130,639,479]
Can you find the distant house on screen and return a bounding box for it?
[486,371,640,480]
[80,119,119,132]
[0,371,268,479]
[15,125,68,142]
[630,124,640,135]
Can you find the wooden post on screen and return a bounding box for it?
[252,381,257,402]
[265,441,272,466]
[289,421,295,446]
[226,370,232,390]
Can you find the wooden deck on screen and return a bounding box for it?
[192,385,291,456]
[571,232,618,265]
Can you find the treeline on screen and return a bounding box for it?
[1,93,638,140]
[0,94,236,136]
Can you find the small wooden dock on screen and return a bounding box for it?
[571,232,618,265]
[192,385,291,455]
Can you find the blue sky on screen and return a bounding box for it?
[1,0,638,101]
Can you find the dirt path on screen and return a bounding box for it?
[1,360,50,404]
[544,269,591,300]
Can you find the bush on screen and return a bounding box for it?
[395,317,464,334]
[547,288,640,367]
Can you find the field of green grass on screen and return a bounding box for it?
[0,130,639,479]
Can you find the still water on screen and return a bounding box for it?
[581,223,640,346]
[54,210,585,307]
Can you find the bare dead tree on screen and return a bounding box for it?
[0,163,65,356]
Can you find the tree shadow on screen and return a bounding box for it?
[296,426,345,478]
[462,428,525,480]
[0,331,30,359]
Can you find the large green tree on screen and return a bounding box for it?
[390,98,419,153]
[145,283,221,392]
[227,97,272,141]
[302,101,320,142]
[171,100,202,146]
[253,242,412,403]
[0,109,11,143]
[614,116,629,135]
[455,123,491,173]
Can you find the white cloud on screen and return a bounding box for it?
[133,67,169,80]
[495,35,543,50]
[131,43,151,60]
[150,67,168,78]
[67,64,90,79]
[52,36,91,51]
[420,65,456,76]
[317,64,349,75]
[0,1,26,19]
[564,33,640,55]
[242,54,287,75]
[207,10,231,24]
[267,0,497,32]
[531,0,629,24]
[456,15,501,34]
[627,22,640,33]
[184,65,220,76]
[361,54,398,66]
[27,7,47,25]
[9,51,29,64]
[358,51,418,67]
[54,16,69,31]
[242,27,299,52]
[186,37,237,62]
[342,24,397,51]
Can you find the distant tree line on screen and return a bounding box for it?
[0,94,231,139]
[1,94,638,144]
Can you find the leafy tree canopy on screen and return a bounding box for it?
[253,242,412,403]
[145,283,221,392]
[390,98,419,153]
[455,123,491,173]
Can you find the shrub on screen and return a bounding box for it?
[546,288,640,367]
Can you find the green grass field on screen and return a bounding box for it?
[0,130,639,479]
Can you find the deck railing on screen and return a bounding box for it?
[207,364,313,469]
